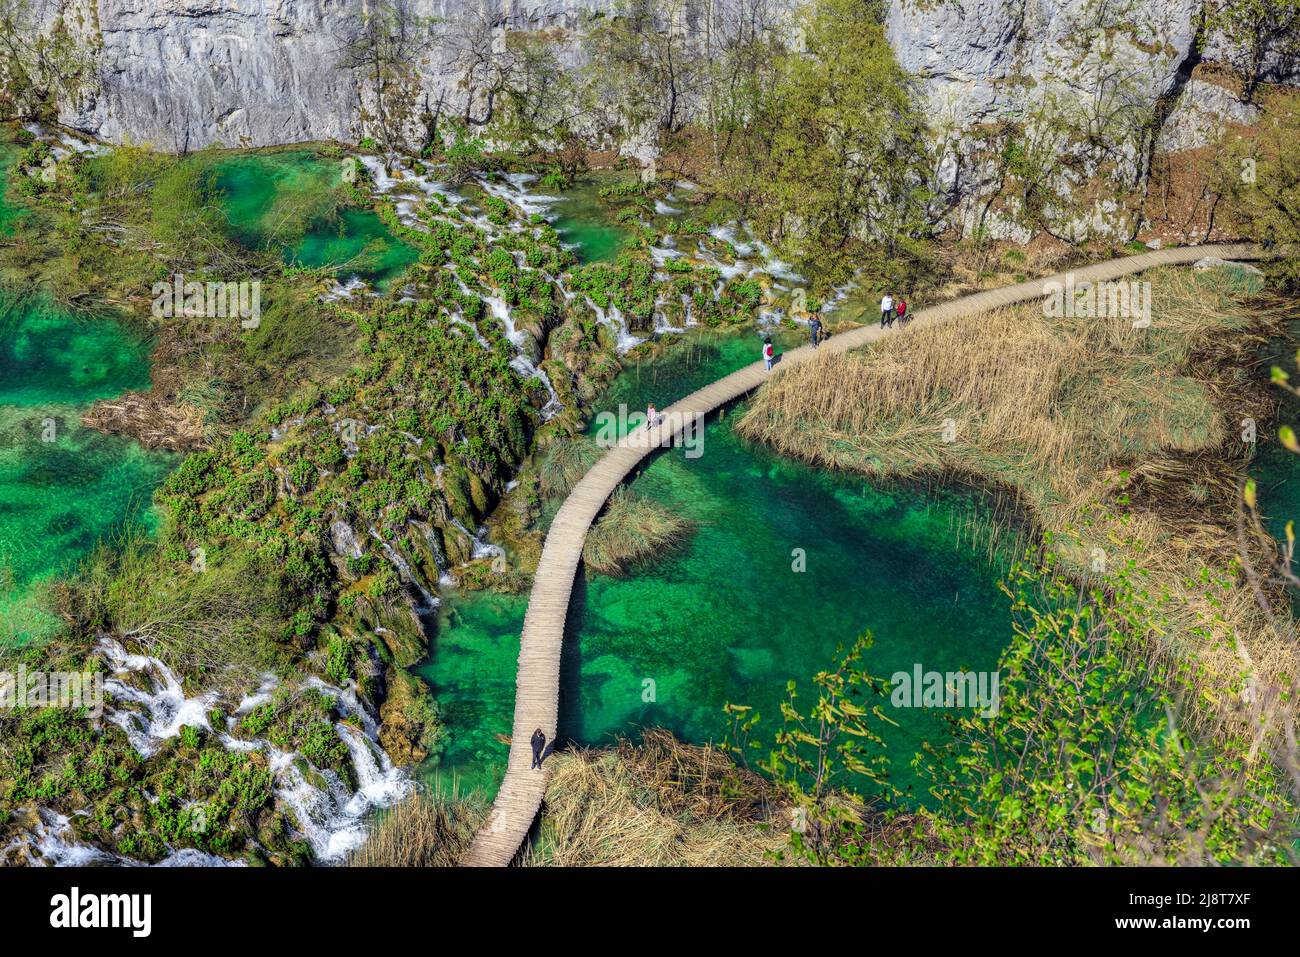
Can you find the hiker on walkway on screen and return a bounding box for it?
[880,292,894,327]
[646,403,659,428]
[762,337,775,371]
[896,297,908,325]
[530,728,547,769]
[809,315,822,348]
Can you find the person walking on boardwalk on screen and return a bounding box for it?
[645,402,659,428]
[880,292,894,327]
[762,337,775,371]
[895,297,908,325]
[809,315,822,348]
[530,728,547,769]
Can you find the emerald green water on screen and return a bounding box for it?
[211,151,416,287]
[0,292,174,642]
[1254,316,1300,555]
[417,328,1016,802]
[549,179,632,264]
[0,144,22,237]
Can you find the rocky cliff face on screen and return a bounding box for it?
[32,0,632,150]
[20,0,1288,241]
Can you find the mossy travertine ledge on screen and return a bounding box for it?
[460,242,1268,867]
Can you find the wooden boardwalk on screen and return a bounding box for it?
[459,242,1267,866]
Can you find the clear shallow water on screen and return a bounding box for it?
[416,328,1016,802]
[211,151,417,288]
[1253,317,1300,553]
[0,144,23,237]
[548,179,633,264]
[0,292,174,642]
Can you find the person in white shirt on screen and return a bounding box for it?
[646,403,659,427]
[762,338,775,371]
[880,293,894,327]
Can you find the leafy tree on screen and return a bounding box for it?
[336,1,440,162]
[732,541,1299,865]
[923,544,1294,866]
[0,0,97,122]
[721,0,933,283]
[583,0,705,138]
[491,32,584,154]
[726,634,899,864]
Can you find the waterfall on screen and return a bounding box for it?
[1,809,244,867]
[99,639,219,758]
[585,297,644,353]
[26,642,411,867]
[368,527,439,612]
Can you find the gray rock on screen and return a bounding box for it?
[1193,256,1264,275]
[1156,79,1261,153]
[19,0,1273,244]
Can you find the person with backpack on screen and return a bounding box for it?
[762,337,775,371]
[880,292,894,327]
[809,315,822,349]
[896,297,908,325]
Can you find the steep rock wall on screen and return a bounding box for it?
[16,0,1287,240]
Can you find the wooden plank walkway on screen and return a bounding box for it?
[460,242,1267,866]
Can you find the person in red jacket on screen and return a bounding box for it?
[896,298,909,324]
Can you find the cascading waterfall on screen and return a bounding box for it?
[99,639,219,758]
[584,296,645,353]
[369,527,440,613]
[1,809,243,867]
[54,638,412,866]
[449,518,505,562]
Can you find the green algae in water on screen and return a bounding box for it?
[211,151,416,288]
[0,293,153,406]
[290,206,419,284]
[0,144,24,237]
[0,293,174,642]
[418,327,1015,802]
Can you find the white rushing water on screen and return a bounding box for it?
[10,639,412,867]
[99,639,219,758]
[2,809,244,867]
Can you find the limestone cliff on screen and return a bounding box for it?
[11,0,1291,240]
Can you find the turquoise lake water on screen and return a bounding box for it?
[416,328,1017,801]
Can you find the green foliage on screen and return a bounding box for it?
[725,634,898,864]
[442,122,489,186]
[237,688,352,784]
[921,544,1296,865]
[1216,89,1300,287]
[720,0,933,284]
[1199,0,1300,100]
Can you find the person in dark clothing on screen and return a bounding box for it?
[530,728,546,769]
[809,315,822,348]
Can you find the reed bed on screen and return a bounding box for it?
[346,784,489,867]
[537,433,604,500]
[583,488,691,577]
[525,729,790,867]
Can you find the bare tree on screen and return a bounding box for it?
[0,0,97,122]
[1202,0,1300,102]
[335,0,440,161]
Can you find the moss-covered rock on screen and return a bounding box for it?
[378,668,444,766]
